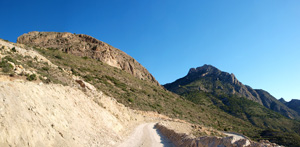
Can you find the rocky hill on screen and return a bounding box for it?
[17,31,158,84]
[164,64,299,119]
[164,64,263,104]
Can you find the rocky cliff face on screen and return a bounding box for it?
[17,31,158,84]
[285,99,300,115]
[255,89,299,119]
[164,64,299,119]
[164,64,263,104]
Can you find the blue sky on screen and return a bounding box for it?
[0,0,299,101]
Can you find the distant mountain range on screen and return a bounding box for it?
[280,98,300,115]
[164,64,300,119]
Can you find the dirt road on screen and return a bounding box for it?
[117,123,174,147]
[223,132,250,146]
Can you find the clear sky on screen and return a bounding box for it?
[1,0,299,101]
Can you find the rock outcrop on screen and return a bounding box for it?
[17,31,158,84]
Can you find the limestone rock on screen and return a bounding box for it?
[14,65,25,75]
[7,61,15,70]
[17,32,158,85]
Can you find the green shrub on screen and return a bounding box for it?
[27,74,37,81]
[82,56,88,60]
[128,98,134,103]
[11,47,16,52]
[0,60,13,73]
[84,75,94,82]
[3,56,16,63]
[55,55,62,59]
[47,47,56,50]
[71,68,80,76]
[42,66,50,71]
[27,60,34,67]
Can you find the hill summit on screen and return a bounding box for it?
[17,31,158,84]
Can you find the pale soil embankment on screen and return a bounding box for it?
[0,76,145,147]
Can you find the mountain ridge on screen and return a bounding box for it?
[164,64,299,119]
[285,99,300,115]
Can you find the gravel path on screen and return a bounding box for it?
[117,123,174,147]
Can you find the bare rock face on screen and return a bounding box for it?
[17,31,158,84]
[165,64,263,104]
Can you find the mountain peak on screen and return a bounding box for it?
[165,64,264,104]
[279,98,287,103]
[188,64,220,75]
[187,65,239,85]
